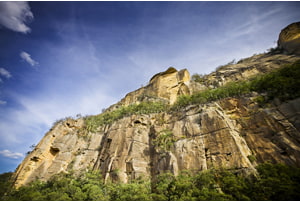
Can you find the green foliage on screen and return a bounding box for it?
[0,172,13,200]
[3,163,300,201]
[251,163,300,200]
[192,169,232,200]
[84,101,168,133]
[247,154,257,163]
[106,179,152,201]
[217,169,251,200]
[172,80,251,110]
[191,73,205,83]
[249,60,300,102]
[3,170,106,201]
[173,59,300,110]
[253,95,266,106]
[151,170,231,201]
[152,129,175,152]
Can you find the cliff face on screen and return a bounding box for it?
[12,23,300,188]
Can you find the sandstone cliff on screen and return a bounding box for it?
[12,22,300,188]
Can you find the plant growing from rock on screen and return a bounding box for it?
[152,129,175,152]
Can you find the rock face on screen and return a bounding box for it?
[116,67,190,107]
[278,22,300,55]
[12,25,300,188]
[13,93,300,188]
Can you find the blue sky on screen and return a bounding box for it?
[0,1,299,173]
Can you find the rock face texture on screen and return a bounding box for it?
[13,93,300,188]
[113,67,190,108]
[12,25,300,188]
[278,22,300,55]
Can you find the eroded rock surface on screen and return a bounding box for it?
[278,22,300,55]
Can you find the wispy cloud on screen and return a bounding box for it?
[0,100,7,105]
[0,2,33,34]
[0,68,12,79]
[228,7,283,39]
[0,149,24,159]
[20,51,39,67]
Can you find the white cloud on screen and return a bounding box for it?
[0,1,33,34]
[0,100,7,105]
[0,68,12,79]
[0,149,24,159]
[20,51,39,66]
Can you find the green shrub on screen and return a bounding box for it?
[152,129,175,152]
[252,163,300,200]
[250,60,300,102]
[0,172,13,200]
[247,155,257,163]
[191,73,205,83]
[172,80,251,110]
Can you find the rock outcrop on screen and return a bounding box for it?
[11,24,300,188]
[117,67,190,106]
[278,21,300,55]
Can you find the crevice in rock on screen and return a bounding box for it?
[148,126,160,190]
[30,156,40,162]
[106,138,112,149]
[126,161,135,181]
[50,147,59,156]
[133,120,147,126]
[134,120,142,124]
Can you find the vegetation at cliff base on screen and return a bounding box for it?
[2,163,300,201]
[0,172,13,199]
